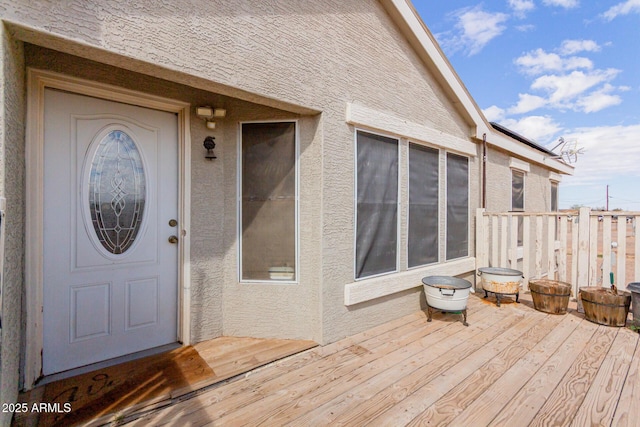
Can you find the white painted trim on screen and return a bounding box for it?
[237,120,300,284]
[345,257,476,305]
[353,128,401,280]
[490,132,573,175]
[549,171,562,182]
[346,103,476,157]
[509,157,530,173]
[24,69,191,389]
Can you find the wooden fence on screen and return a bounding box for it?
[475,207,640,297]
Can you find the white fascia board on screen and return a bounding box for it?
[488,132,574,175]
[384,0,491,138]
[346,103,477,157]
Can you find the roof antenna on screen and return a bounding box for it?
[550,137,584,164]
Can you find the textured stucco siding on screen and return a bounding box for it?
[486,147,556,213]
[0,25,24,422]
[4,0,482,376]
[24,46,322,344]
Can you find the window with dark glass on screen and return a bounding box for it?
[241,122,296,281]
[512,169,525,246]
[356,131,398,279]
[408,144,439,268]
[446,153,469,260]
[551,181,558,211]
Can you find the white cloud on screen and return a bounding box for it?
[508,0,535,17]
[508,93,548,114]
[515,24,536,32]
[602,0,640,21]
[531,69,620,105]
[483,105,506,122]
[499,115,563,142]
[515,48,593,75]
[542,0,579,8]
[559,39,601,55]
[561,124,640,186]
[439,6,509,56]
[575,84,622,113]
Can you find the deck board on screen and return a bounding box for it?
[611,334,640,427]
[46,293,639,427]
[571,328,638,427]
[487,317,599,426]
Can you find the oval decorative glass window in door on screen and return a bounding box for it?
[88,130,146,255]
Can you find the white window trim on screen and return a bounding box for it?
[509,157,530,173]
[549,171,562,182]
[237,120,300,284]
[353,128,401,281]
[407,141,440,269]
[345,257,476,306]
[346,103,476,157]
[444,152,471,261]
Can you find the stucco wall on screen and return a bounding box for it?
[0,25,25,421]
[486,146,556,213]
[484,145,558,277]
[24,46,321,345]
[6,0,481,356]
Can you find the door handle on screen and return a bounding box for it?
[168,235,179,244]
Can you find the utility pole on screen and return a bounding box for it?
[606,185,609,211]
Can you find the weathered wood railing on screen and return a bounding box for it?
[475,207,640,298]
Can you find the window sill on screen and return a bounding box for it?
[344,257,476,306]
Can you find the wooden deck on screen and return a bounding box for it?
[14,337,316,426]
[122,293,640,427]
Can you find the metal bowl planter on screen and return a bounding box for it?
[422,276,474,326]
[477,267,524,307]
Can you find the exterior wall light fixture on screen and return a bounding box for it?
[196,106,226,130]
[203,136,217,160]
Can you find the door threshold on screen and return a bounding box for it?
[37,342,182,386]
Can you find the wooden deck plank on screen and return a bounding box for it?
[131,305,489,426]
[612,332,640,427]
[206,312,480,426]
[487,317,598,426]
[108,297,640,427]
[405,312,566,426]
[453,315,590,426]
[529,325,618,427]
[571,328,638,427]
[361,307,553,426]
[292,304,520,426]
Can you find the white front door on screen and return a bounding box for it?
[42,88,179,375]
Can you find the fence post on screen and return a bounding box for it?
[576,207,591,297]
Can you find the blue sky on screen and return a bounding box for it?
[414,0,640,210]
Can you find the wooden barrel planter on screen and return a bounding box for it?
[579,287,631,327]
[529,279,571,315]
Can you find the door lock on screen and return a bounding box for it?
[168,235,179,244]
[168,219,178,227]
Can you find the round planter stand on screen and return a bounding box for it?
[482,289,519,307]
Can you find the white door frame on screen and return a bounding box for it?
[25,68,192,389]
